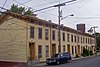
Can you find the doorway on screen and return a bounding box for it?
[67,45,70,53]
[78,45,80,55]
[29,43,35,60]
[52,44,56,56]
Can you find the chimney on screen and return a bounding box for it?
[77,24,85,33]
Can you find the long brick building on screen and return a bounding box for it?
[0,12,96,67]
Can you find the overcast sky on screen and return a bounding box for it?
[0,0,100,33]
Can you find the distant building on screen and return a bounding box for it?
[0,12,96,67]
[77,24,85,33]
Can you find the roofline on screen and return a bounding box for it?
[0,11,95,38]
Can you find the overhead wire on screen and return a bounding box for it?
[12,0,58,17]
[31,0,63,7]
[72,17,100,19]
[0,0,97,30]
[1,0,8,11]
[21,0,32,5]
[13,0,34,10]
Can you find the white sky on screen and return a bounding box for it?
[0,0,100,33]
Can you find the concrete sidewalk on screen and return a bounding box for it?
[26,55,97,67]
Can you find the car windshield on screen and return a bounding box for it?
[51,54,59,58]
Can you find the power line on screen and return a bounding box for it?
[72,17,100,19]
[33,0,76,12]
[13,0,34,10]
[21,0,32,5]
[1,0,8,11]
[31,0,63,7]
[12,0,58,17]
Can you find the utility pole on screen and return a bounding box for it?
[54,3,65,53]
[58,5,61,53]
[33,0,76,53]
[54,4,74,53]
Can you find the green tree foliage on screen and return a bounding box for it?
[96,33,100,48]
[10,4,33,15]
[24,9,33,15]
[10,4,19,13]
[81,48,93,57]
[17,6,25,14]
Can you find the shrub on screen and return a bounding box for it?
[75,54,80,58]
[81,53,86,57]
[81,48,93,57]
[90,50,93,55]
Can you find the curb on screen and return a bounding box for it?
[27,55,97,66]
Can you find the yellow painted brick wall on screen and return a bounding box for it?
[0,17,27,62]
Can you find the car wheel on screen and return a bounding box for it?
[67,60,70,63]
[47,63,50,65]
[56,61,60,65]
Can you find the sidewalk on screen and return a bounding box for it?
[26,55,96,67]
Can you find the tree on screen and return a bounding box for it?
[24,9,33,15]
[96,33,100,49]
[10,4,33,15]
[10,4,19,13]
[92,33,100,49]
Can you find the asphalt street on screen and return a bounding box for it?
[23,56,100,67]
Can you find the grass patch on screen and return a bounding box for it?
[96,50,100,52]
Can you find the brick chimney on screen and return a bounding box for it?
[77,24,85,33]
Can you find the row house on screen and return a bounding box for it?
[0,12,95,67]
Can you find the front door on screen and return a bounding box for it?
[29,43,35,60]
[78,45,80,55]
[52,44,56,56]
[67,45,70,53]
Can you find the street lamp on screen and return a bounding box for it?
[88,26,98,55]
[57,13,74,53]
[33,0,76,53]
[60,14,74,21]
[54,1,75,53]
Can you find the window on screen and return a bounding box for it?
[46,46,49,57]
[72,46,74,54]
[75,46,77,54]
[78,36,80,43]
[86,38,87,44]
[67,33,70,42]
[71,34,73,42]
[63,45,66,52]
[30,27,34,38]
[45,29,49,40]
[58,31,59,41]
[83,37,84,43]
[88,38,89,44]
[38,45,42,58]
[90,39,92,44]
[74,35,76,43]
[52,30,55,40]
[38,28,42,39]
[63,32,65,41]
[81,37,82,43]
[81,46,83,53]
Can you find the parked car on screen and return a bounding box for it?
[46,52,71,65]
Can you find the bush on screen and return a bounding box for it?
[75,54,80,58]
[90,50,93,55]
[81,53,86,57]
[81,48,93,57]
[96,50,100,52]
